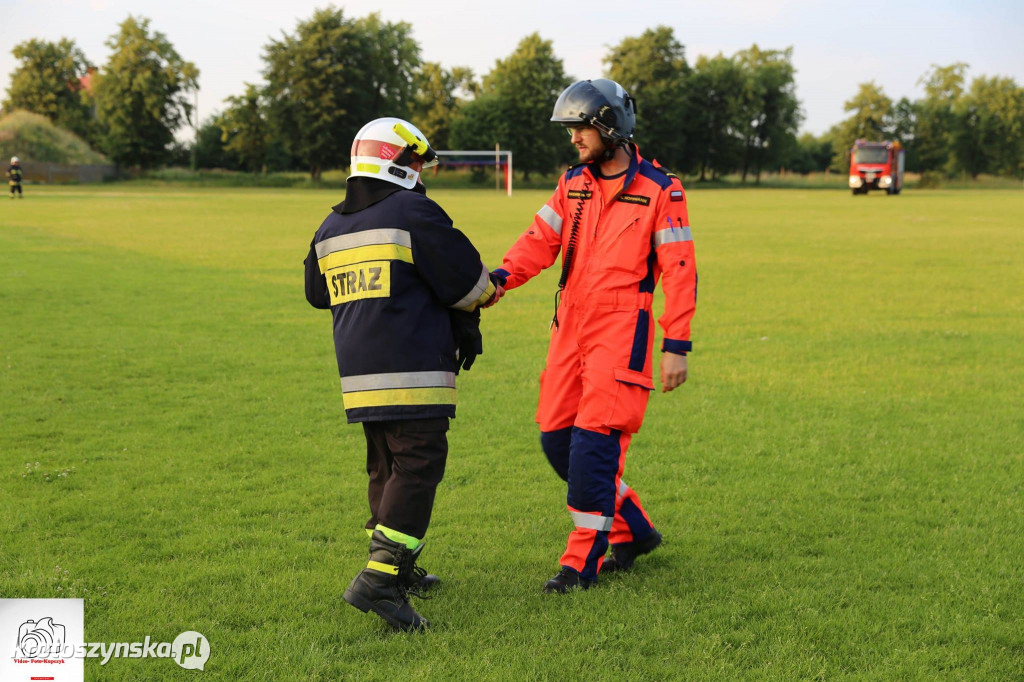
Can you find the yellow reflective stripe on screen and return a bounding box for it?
[356,163,381,174]
[318,244,413,273]
[367,560,399,575]
[375,524,421,549]
[452,265,495,311]
[316,229,412,260]
[343,387,457,410]
[475,280,497,307]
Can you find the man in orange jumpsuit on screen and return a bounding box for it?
[489,79,697,592]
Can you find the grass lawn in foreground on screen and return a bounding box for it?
[1,185,1022,680]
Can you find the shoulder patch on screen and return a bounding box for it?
[670,189,684,202]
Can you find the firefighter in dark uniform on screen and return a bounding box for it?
[304,117,498,631]
[8,156,23,198]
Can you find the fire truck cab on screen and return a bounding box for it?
[849,140,905,195]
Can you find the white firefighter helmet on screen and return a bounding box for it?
[348,117,438,189]
[10,156,19,164]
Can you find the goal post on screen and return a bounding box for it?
[433,148,513,196]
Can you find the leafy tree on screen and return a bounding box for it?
[915,63,967,173]
[193,114,239,170]
[165,139,192,167]
[412,62,475,150]
[2,38,94,140]
[784,132,833,174]
[889,96,919,171]
[734,45,801,183]
[93,16,198,169]
[263,8,420,181]
[683,54,746,181]
[353,13,421,120]
[220,84,269,173]
[828,81,893,170]
[452,33,572,179]
[604,26,691,172]
[953,75,1024,178]
[449,92,504,150]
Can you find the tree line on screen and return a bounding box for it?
[4,8,1022,181]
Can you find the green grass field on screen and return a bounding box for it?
[2,185,1022,680]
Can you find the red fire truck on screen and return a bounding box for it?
[849,139,905,195]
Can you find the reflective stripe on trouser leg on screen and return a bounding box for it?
[609,482,656,545]
[608,431,656,545]
[560,427,622,580]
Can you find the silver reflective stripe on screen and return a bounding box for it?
[536,204,564,236]
[451,264,491,310]
[570,511,614,532]
[618,480,629,497]
[342,371,456,393]
[653,226,692,247]
[316,229,412,259]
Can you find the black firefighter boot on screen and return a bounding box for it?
[343,531,429,631]
[601,529,663,573]
[399,542,440,595]
[543,566,596,593]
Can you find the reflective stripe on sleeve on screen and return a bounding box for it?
[570,510,614,532]
[617,480,629,497]
[315,228,412,259]
[451,263,495,311]
[537,204,564,236]
[653,226,692,247]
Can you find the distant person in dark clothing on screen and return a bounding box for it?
[7,156,23,198]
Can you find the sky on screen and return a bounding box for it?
[2,0,1022,138]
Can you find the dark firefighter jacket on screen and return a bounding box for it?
[304,177,495,423]
[7,165,22,185]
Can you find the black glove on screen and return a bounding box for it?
[450,308,482,373]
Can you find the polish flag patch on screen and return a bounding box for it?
[379,143,399,160]
[670,190,684,202]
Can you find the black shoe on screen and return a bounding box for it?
[343,531,429,631]
[601,529,662,573]
[398,542,440,597]
[543,567,595,593]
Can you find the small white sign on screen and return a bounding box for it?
[0,598,84,682]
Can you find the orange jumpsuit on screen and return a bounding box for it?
[493,146,697,580]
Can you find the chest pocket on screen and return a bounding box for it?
[327,261,391,305]
[597,215,647,275]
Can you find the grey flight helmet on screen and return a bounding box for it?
[551,79,637,145]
